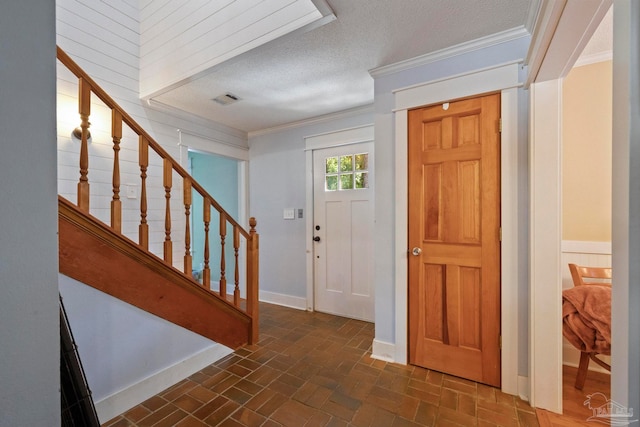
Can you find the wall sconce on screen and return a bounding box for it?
[71,126,92,144]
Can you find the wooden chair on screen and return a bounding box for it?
[567,263,612,390]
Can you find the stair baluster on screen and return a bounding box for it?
[183,178,192,277]
[203,198,211,288]
[220,215,227,299]
[111,109,122,233]
[77,79,91,212]
[234,226,240,306]
[163,158,173,264]
[139,136,149,250]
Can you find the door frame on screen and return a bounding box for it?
[392,62,524,397]
[178,129,249,226]
[304,125,375,312]
[177,129,250,295]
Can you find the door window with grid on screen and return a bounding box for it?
[324,153,369,191]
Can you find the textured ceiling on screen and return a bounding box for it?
[152,0,534,133]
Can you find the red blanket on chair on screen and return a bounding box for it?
[562,285,611,355]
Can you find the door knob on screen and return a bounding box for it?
[313,236,321,242]
[411,247,422,256]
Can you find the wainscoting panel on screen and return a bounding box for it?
[561,241,611,374]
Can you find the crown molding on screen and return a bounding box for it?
[248,104,374,138]
[369,26,530,78]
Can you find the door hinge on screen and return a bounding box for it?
[498,118,503,133]
[499,335,502,349]
[499,227,502,241]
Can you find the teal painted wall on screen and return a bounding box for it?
[189,151,239,290]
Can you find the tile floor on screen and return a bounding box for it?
[103,302,541,426]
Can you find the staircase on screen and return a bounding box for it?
[56,47,259,349]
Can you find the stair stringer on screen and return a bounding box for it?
[58,197,252,349]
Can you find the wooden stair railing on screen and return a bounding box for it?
[57,46,259,345]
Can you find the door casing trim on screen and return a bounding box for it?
[391,62,523,397]
[304,125,375,312]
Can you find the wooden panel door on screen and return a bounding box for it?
[408,93,501,386]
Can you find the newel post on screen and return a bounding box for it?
[246,217,259,344]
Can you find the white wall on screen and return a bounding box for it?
[59,275,231,422]
[371,35,531,376]
[0,2,59,425]
[248,111,373,304]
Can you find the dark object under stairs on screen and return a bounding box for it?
[60,294,100,426]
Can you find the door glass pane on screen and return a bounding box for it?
[326,157,338,174]
[340,155,353,172]
[340,174,353,190]
[326,175,338,191]
[355,172,368,189]
[355,153,368,171]
[324,151,370,192]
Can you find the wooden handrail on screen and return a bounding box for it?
[57,46,259,343]
[57,47,250,236]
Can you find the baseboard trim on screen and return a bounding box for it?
[371,339,396,363]
[259,290,307,311]
[94,344,232,423]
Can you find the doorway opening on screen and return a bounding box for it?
[387,62,523,397]
[558,9,612,421]
[188,150,242,292]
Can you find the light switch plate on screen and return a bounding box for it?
[126,185,137,199]
[283,208,295,220]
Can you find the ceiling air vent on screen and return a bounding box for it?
[212,93,240,106]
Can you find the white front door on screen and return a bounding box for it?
[313,141,374,321]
